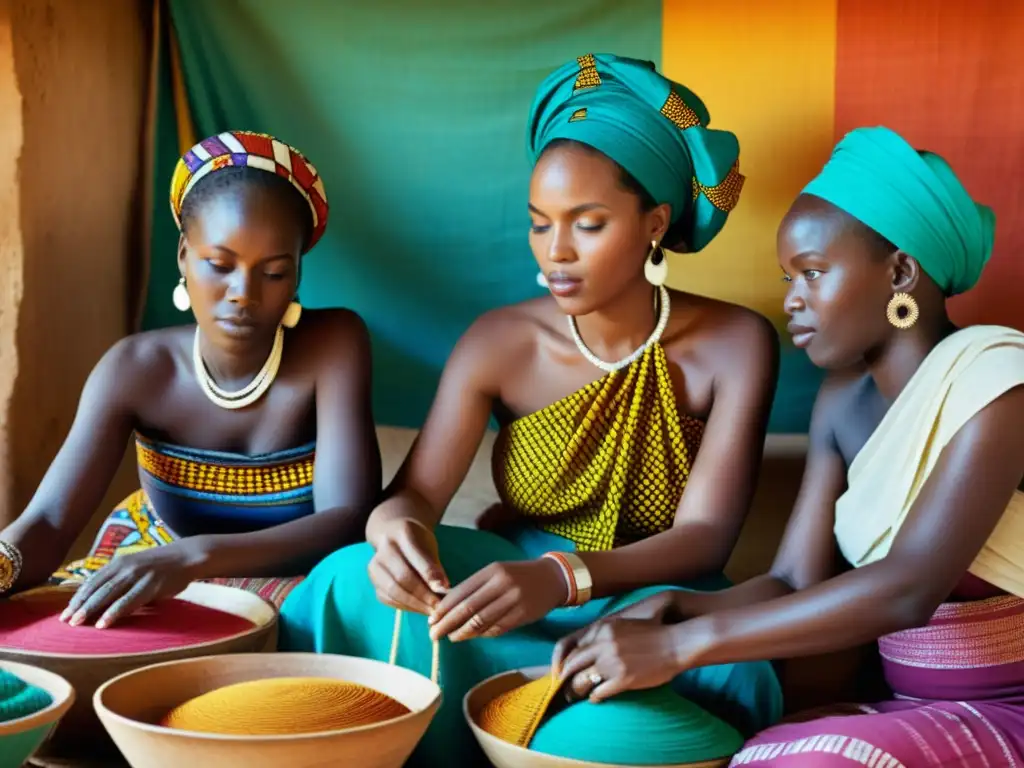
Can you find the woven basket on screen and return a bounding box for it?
[0,661,75,768]
[0,581,277,764]
[464,666,731,768]
[94,650,441,768]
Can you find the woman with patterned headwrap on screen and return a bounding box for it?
[279,54,782,766]
[552,127,1024,766]
[0,131,380,625]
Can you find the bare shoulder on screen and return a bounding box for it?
[808,368,868,445]
[459,297,550,360]
[662,290,778,375]
[294,308,369,349]
[442,297,553,394]
[288,309,372,384]
[87,326,188,407]
[99,327,184,382]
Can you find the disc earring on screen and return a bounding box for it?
[281,300,302,329]
[172,278,191,312]
[886,292,919,329]
[644,240,668,286]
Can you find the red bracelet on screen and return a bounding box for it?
[542,552,577,606]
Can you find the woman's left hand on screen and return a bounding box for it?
[428,558,568,642]
[557,618,698,703]
[60,544,203,629]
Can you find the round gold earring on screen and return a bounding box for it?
[886,292,919,329]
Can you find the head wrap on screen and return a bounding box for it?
[526,53,743,252]
[170,131,329,253]
[802,126,995,296]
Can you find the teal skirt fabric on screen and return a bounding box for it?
[278,524,781,766]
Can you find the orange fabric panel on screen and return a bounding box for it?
[661,0,838,327]
[834,0,1024,329]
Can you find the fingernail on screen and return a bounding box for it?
[59,608,72,622]
[95,618,108,630]
[427,613,437,625]
[429,581,448,594]
[69,611,85,626]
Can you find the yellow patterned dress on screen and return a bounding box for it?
[278,344,782,767]
[52,435,316,607]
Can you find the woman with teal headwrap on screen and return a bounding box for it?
[552,126,1024,767]
[280,54,782,766]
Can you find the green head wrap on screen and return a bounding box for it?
[802,126,995,296]
[526,53,743,252]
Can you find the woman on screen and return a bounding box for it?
[0,131,380,627]
[553,127,1024,766]
[280,54,782,766]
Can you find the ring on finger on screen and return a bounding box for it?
[588,671,603,687]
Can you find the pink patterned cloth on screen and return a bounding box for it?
[731,596,1024,767]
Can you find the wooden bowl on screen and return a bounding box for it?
[0,582,276,764]
[464,666,730,768]
[0,660,75,768]
[93,652,441,768]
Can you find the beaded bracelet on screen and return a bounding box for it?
[0,539,23,595]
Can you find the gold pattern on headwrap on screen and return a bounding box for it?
[495,344,703,552]
[660,90,702,130]
[569,108,588,123]
[694,162,745,213]
[574,54,601,91]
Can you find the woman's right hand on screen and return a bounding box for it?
[551,589,680,673]
[367,517,449,615]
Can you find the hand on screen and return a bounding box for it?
[60,544,201,629]
[552,590,679,672]
[428,558,568,642]
[368,518,449,616]
[556,618,693,703]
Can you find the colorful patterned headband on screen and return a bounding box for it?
[170,131,329,253]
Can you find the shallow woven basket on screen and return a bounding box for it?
[0,581,277,765]
[0,661,75,768]
[94,651,441,768]
[464,666,732,768]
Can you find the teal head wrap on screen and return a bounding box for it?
[802,126,995,296]
[527,54,743,252]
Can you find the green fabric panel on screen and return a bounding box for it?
[146,0,661,429]
[144,1,819,433]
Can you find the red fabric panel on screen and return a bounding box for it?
[834,0,1024,329]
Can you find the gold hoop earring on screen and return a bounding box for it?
[172,277,191,312]
[644,240,668,286]
[886,292,919,329]
[281,300,302,329]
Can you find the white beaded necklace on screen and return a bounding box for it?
[568,285,670,373]
[192,325,284,410]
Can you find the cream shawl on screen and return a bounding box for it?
[834,325,1024,597]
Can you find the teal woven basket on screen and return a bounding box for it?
[0,661,75,768]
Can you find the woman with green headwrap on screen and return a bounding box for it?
[553,126,1024,767]
[279,54,782,765]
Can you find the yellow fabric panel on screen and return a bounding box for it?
[495,344,704,552]
[661,0,837,326]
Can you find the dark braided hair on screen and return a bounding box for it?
[540,139,689,251]
[179,165,314,252]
